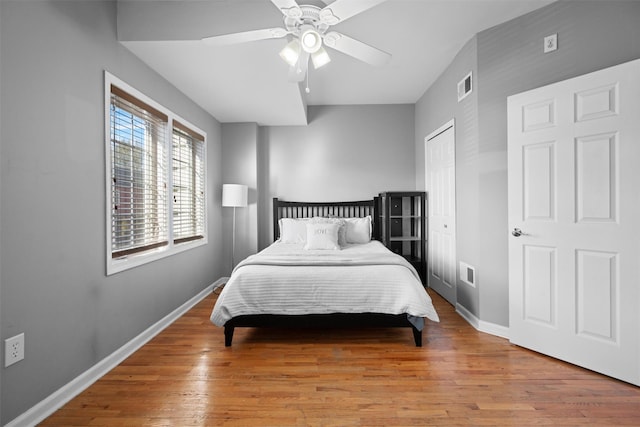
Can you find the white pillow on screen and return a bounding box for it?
[345,216,372,244]
[303,222,341,250]
[310,216,347,246]
[278,218,309,243]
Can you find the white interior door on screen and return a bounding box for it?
[426,120,456,305]
[508,58,640,385]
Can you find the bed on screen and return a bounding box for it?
[210,198,439,347]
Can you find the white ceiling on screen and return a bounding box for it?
[119,0,553,126]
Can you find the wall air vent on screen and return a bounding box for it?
[459,261,476,287]
[457,71,473,102]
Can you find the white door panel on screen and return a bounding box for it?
[508,58,640,385]
[522,245,556,326]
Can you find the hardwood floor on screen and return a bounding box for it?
[41,289,640,426]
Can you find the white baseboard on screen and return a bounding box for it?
[213,277,228,292]
[456,303,510,339]
[6,277,227,427]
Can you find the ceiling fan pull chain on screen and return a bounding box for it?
[305,70,310,93]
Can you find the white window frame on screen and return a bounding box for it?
[105,71,208,275]
[172,122,206,245]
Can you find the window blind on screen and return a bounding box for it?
[110,85,168,258]
[172,122,205,244]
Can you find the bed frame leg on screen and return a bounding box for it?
[224,325,235,347]
[412,327,422,347]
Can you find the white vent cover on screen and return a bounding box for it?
[459,261,476,287]
[457,72,473,102]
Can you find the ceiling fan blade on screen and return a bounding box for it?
[270,0,302,18]
[319,0,387,25]
[323,31,391,67]
[202,28,288,46]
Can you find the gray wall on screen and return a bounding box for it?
[0,1,223,423]
[476,0,640,326]
[221,123,259,274]
[0,1,3,422]
[415,0,640,326]
[258,104,416,249]
[415,36,479,315]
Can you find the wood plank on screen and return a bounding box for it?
[41,290,640,426]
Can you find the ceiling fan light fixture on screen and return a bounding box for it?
[311,47,331,69]
[300,29,322,53]
[279,38,301,67]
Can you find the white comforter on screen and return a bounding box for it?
[210,240,439,329]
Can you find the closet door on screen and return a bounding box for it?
[508,58,640,385]
[426,120,456,305]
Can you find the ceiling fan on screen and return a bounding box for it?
[201,0,391,84]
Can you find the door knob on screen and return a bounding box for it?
[512,228,523,237]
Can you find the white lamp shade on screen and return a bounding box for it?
[311,47,331,69]
[222,184,248,207]
[279,39,301,67]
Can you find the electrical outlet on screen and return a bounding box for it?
[5,333,25,367]
[544,33,558,53]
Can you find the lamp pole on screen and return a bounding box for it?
[231,206,237,269]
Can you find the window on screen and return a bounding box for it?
[172,122,205,244]
[110,85,169,258]
[105,72,207,275]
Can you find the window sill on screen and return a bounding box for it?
[107,237,207,276]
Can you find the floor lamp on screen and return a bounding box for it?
[222,184,248,270]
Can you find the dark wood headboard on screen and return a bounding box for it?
[272,198,379,242]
